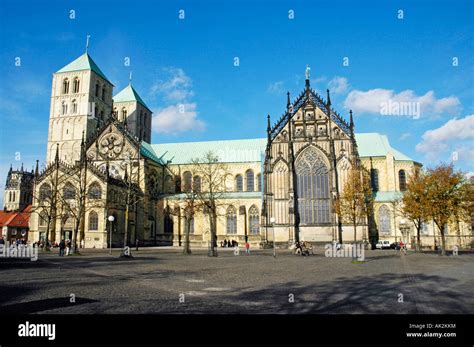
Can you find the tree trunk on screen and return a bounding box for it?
[208,211,217,257]
[440,228,446,256]
[416,226,421,252]
[183,217,192,255]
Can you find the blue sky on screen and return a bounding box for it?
[0,0,473,206]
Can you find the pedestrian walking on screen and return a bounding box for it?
[59,239,65,257]
[135,238,139,251]
[245,241,250,254]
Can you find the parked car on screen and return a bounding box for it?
[376,240,391,249]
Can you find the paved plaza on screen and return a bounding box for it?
[0,247,473,314]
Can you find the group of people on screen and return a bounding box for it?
[58,239,72,256]
[221,239,238,248]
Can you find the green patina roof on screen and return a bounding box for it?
[374,191,403,202]
[113,84,151,111]
[140,141,165,165]
[56,53,112,84]
[148,133,412,165]
[151,138,267,164]
[355,133,413,161]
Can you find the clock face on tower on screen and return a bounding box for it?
[99,133,124,159]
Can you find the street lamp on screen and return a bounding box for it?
[270,217,276,258]
[108,215,115,255]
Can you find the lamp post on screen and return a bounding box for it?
[270,217,276,258]
[108,215,115,255]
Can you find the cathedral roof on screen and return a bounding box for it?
[355,133,413,161]
[150,138,267,164]
[56,53,112,84]
[113,84,151,111]
[148,133,413,165]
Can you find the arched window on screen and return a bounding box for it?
[193,175,201,192]
[296,147,330,224]
[235,175,243,192]
[100,110,104,121]
[249,205,259,235]
[165,175,173,192]
[246,169,254,192]
[175,176,181,192]
[39,184,52,201]
[399,170,407,191]
[226,206,237,234]
[183,171,192,192]
[370,169,379,192]
[88,211,98,231]
[61,101,68,115]
[378,205,391,234]
[113,107,118,119]
[73,78,80,93]
[122,108,127,119]
[257,173,262,192]
[88,183,102,200]
[62,78,69,94]
[95,82,100,97]
[12,192,15,202]
[8,191,12,202]
[63,183,76,200]
[102,85,106,100]
[71,99,78,114]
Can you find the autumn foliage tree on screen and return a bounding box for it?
[335,167,372,245]
[425,164,469,256]
[402,168,430,252]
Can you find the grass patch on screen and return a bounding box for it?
[351,260,366,264]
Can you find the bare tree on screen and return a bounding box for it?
[191,151,230,257]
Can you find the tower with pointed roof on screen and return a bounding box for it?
[113,83,152,143]
[3,164,34,212]
[46,52,114,165]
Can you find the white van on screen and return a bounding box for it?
[376,240,391,249]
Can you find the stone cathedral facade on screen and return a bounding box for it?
[20,51,470,250]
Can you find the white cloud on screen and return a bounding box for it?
[416,114,474,163]
[267,81,284,94]
[149,67,194,102]
[344,88,460,118]
[152,103,205,135]
[328,76,349,94]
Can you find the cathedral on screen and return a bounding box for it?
[17,51,459,250]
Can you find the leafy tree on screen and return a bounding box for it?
[425,164,469,255]
[402,167,429,251]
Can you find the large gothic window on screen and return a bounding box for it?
[226,206,237,234]
[257,173,262,192]
[249,205,259,235]
[296,147,330,224]
[39,184,52,201]
[399,170,407,191]
[378,205,391,234]
[88,211,98,231]
[88,183,102,200]
[63,183,76,200]
[246,169,254,192]
[370,169,379,192]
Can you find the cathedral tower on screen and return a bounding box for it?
[3,164,34,212]
[113,82,152,143]
[46,52,114,164]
